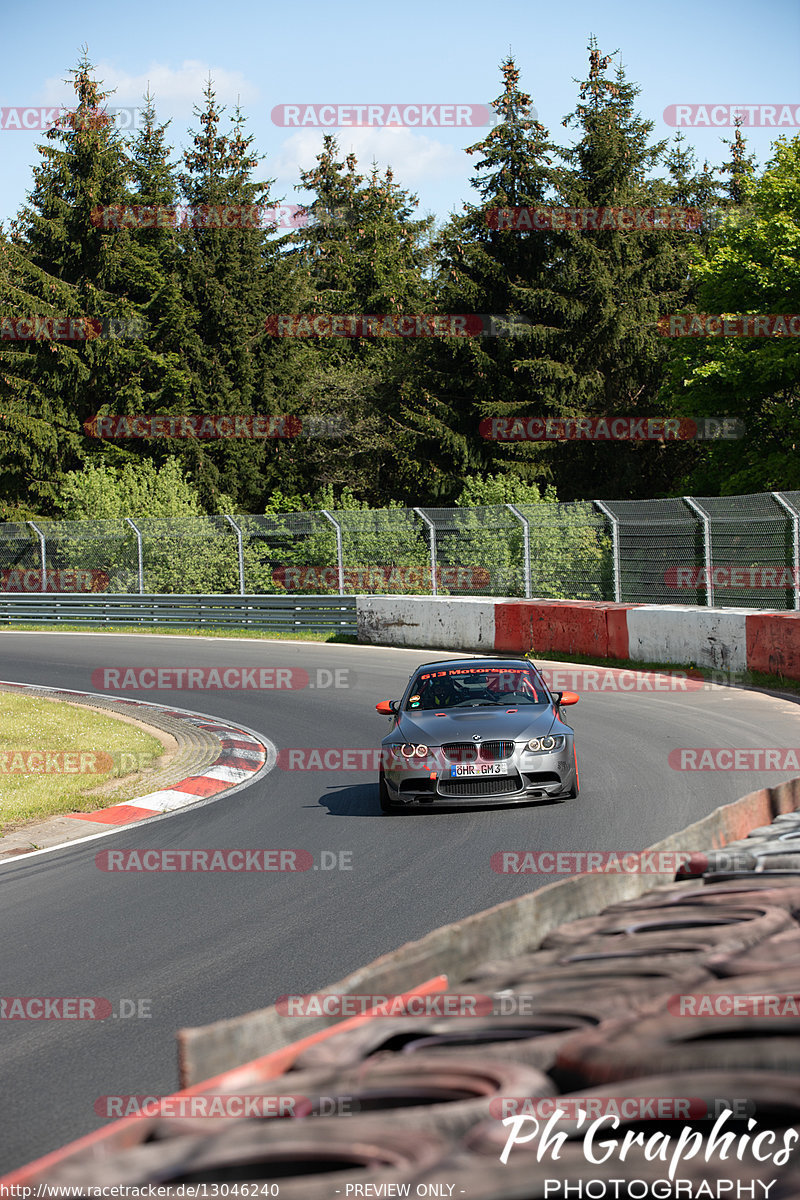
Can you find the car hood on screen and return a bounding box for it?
[387,706,560,744]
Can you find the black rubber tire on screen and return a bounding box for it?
[291,1003,610,1070]
[708,926,800,976]
[555,970,800,1085]
[42,1118,452,1198]
[609,881,800,916]
[464,1069,800,1154]
[540,901,791,951]
[462,950,712,990]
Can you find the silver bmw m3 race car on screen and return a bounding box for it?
[375,657,579,813]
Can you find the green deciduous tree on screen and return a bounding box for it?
[663,133,800,493]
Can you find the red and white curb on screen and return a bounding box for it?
[0,680,274,830]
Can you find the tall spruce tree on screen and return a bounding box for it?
[544,39,696,499]
[0,230,87,512]
[6,52,158,507]
[176,84,287,511]
[281,136,434,503]
[391,57,562,501]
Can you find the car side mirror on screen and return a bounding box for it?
[554,690,579,706]
[376,700,399,715]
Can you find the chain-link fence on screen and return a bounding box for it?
[6,494,800,608]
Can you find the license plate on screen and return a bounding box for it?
[449,762,509,777]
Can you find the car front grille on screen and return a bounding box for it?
[442,741,515,763]
[438,775,522,797]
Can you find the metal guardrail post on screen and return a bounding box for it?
[224,516,245,596]
[684,497,713,607]
[27,521,47,592]
[413,508,437,596]
[593,502,620,603]
[506,504,531,599]
[320,510,344,594]
[773,492,800,611]
[124,518,144,595]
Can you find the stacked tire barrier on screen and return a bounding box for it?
[9,808,800,1195]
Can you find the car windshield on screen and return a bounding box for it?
[406,667,547,710]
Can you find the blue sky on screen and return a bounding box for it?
[2,0,798,229]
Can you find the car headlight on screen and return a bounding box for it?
[526,735,566,753]
[401,743,429,758]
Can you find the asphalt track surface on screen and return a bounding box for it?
[2,631,800,1173]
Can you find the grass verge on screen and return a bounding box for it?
[0,693,165,832]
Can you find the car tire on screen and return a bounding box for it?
[379,769,395,814]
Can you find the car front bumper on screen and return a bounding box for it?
[382,746,577,807]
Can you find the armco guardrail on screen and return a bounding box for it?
[0,594,357,634]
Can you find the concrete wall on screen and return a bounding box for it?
[357,596,495,652]
[356,596,781,680]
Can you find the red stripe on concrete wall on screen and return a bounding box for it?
[746,611,800,681]
[494,601,637,659]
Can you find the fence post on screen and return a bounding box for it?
[125,518,144,595]
[224,516,245,596]
[320,510,344,594]
[773,492,800,611]
[593,502,620,603]
[413,508,437,596]
[683,497,713,607]
[506,504,531,599]
[27,521,47,592]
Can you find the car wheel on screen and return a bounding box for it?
[379,769,395,814]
